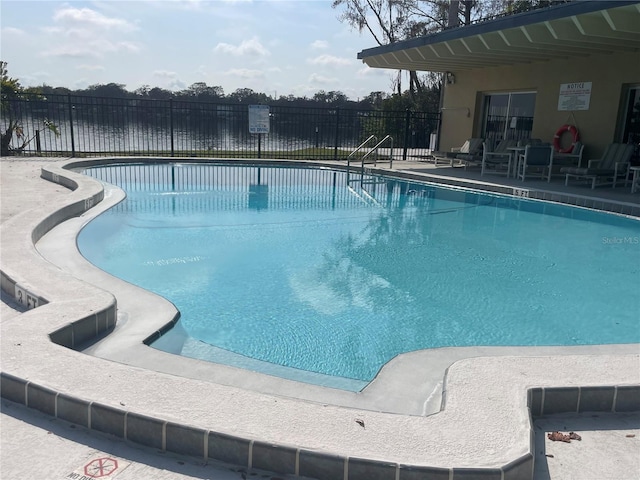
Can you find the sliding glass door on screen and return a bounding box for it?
[621,86,640,165]
[482,92,536,144]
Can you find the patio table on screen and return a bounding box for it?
[506,146,526,178]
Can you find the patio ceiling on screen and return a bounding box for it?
[357,1,640,73]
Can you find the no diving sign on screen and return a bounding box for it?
[248,104,270,134]
[65,456,130,480]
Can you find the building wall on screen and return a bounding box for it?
[439,50,640,159]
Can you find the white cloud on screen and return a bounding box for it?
[53,7,136,31]
[41,26,64,35]
[72,77,91,89]
[117,41,141,53]
[41,7,140,59]
[19,72,52,86]
[357,66,388,77]
[214,37,270,57]
[43,39,141,58]
[1,27,26,36]
[224,68,265,79]
[308,54,351,67]
[167,79,187,91]
[308,73,337,85]
[153,70,185,90]
[153,70,179,79]
[310,40,329,50]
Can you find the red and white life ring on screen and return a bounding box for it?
[553,124,579,153]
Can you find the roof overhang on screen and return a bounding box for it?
[357,1,640,72]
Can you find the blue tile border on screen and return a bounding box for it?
[3,372,638,480]
[579,386,616,413]
[252,441,297,475]
[542,387,580,415]
[299,450,345,480]
[615,386,640,412]
[527,385,640,419]
[347,457,397,480]
[208,431,251,468]
[398,464,450,480]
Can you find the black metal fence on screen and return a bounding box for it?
[484,114,535,144]
[1,93,440,161]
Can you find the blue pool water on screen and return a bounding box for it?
[78,163,640,386]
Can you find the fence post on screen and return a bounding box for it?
[258,133,262,159]
[333,107,340,161]
[169,99,175,157]
[67,94,75,157]
[35,130,41,153]
[403,109,411,161]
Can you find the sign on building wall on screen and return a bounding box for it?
[558,82,592,111]
[249,104,270,133]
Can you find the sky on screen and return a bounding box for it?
[0,0,395,100]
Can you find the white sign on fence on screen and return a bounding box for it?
[248,105,270,134]
[558,82,592,111]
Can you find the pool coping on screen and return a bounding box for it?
[1,157,639,480]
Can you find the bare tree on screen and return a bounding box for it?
[333,0,491,98]
[332,0,409,95]
[335,0,516,101]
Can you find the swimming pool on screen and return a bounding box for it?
[78,163,640,386]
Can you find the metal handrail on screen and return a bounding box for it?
[361,135,394,169]
[347,135,377,168]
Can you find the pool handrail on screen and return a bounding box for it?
[362,135,394,170]
[347,135,377,170]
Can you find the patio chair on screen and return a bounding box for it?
[516,144,554,182]
[561,143,634,189]
[481,139,518,176]
[549,141,585,179]
[432,138,483,167]
[553,141,585,168]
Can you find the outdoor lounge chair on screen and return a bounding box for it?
[432,138,483,167]
[561,143,634,189]
[553,141,585,168]
[516,144,554,182]
[480,139,518,176]
[549,141,585,178]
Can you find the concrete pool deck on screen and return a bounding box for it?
[1,156,639,479]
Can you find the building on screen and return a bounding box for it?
[357,1,640,162]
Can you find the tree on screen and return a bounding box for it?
[359,91,389,109]
[148,87,173,100]
[134,85,151,97]
[39,84,72,96]
[313,90,350,107]
[228,88,269,104]
[333,0,507,100]
[332,0,467,98]
[506,0,566,14]
[83,82,130,98]
[333,0,416,96]
[1,61,58,156]
[182,82,224,101]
